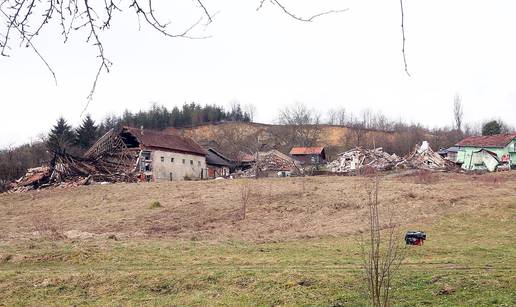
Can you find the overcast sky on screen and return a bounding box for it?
[1,0,515,147]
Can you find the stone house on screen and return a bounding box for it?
[86,126,207,181]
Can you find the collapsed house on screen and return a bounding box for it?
[85,126,207,181]
[455,133,516,171]
[7,149,138,193]
[7,126,208,192]
[328,147,401,173]
[396,141,451,171]
[241,149,301,177]
[328,142,456,174]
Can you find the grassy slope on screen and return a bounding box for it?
[0,175,515,306]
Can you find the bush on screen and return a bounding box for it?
[149,201,162,209]
[413,170,438,184]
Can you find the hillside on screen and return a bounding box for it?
[0,173,515,305]
[170,122,399,157]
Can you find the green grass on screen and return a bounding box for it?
[1,207,515,306]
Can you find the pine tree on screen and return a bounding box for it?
[75,114,98,149]
[482,120,501,136]
[47,117,76,155]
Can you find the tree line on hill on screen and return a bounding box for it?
[0,100,514,186]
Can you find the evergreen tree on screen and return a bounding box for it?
[75,114,98,149]
[47,117,76,154]
[482,120,501,136]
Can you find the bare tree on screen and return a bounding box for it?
[0,0,214,106]
[239,182,251,220]
[0,1,346,106]
[359,176,405,307]
[243,103,257,122]
[327,109,337,125]
[453,94,464,132]
[348,115,367,147]
[336,107,347,125]
[277,102,321,147]
[327,107,347,125]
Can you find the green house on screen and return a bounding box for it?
[455,133,516,171]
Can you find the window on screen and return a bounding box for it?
[141,151,151,161]
[171,158,174,162]
[190,160,194,165]
[198,161,201,166]
[160,157,164,162]
[182,159,186,164]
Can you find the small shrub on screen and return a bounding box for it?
[413,170,438,184]
[239,183,251,220]
[149,201,162,209]
[31,214,64,240]
[0,180,9,193]
[473,174,506,186]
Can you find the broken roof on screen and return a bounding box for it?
[455,133,516,148]
[123,126,206,156]
[206,148,233,167]
[289,146,325,155]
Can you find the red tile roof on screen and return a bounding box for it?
[123,126,206,156]
[289,146,325,155]
[455,133,516,148]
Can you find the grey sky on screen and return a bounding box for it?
[1,0,515,147]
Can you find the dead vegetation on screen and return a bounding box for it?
[1,173,514,243]
[359,177,405,307]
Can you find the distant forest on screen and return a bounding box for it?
[99,102,252,135]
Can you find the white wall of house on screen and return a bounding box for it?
[151,150,207,181]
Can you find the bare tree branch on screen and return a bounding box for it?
[196,0,212,24]
[258,0,348,22]
[400,0,410,77]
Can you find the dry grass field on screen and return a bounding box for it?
[0,172,515,305]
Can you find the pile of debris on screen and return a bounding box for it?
[328,147,401,173]
[240,150,301,177]
[396,141,452,171]
[7,152,139,193]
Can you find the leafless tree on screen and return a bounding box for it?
[359,176,406,307]
[277,102,321,147]
[348,115,367,147]
[453,94,464,132]
[327,107,347,125]
[0,0,214,107]
[239,182,251,220]
[0,1,347,107]
[243,103,257,122]
[327,109,337,125]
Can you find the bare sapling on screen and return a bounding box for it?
[240,182,251,220]
[359,176,406,307]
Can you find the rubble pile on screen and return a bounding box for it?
[328,147,401,173]
[7,152,138,193]
[241,150,301,177]
[396,141,451,171]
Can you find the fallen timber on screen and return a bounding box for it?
[7,129,140,193]
[328,142,457,174]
